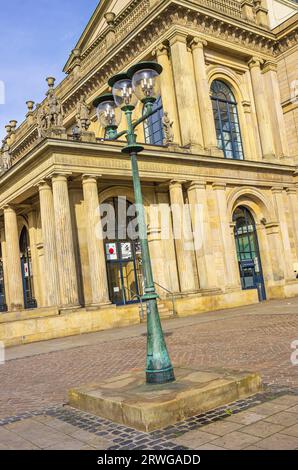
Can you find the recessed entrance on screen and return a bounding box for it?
[19,227,37,309]
[104,198,143,305]
[233,206,266,301]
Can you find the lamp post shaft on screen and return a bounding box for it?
[122,108,174,384]
[130,150,175,384]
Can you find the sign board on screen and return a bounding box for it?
[106,243,117,261]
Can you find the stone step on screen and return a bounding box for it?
[139,300,174,322]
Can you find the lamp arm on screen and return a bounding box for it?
[106,104,162,141]
[132,105,162,130]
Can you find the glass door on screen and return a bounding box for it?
[233,207,266,301]
[106,241,143,305]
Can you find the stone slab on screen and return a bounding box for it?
[68,367,262,432]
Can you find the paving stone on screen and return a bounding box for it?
[255,433,298,450]
[172,430,218,448]
[196,444,227,450]
[280,424,298,438]
[198,420,243,436]
[269,395,298,407]
[240,420,285,438]
[248,402,289,416]
[265,412,298,427]
[210,431,261,450]
[286,404,298,414]
[226,411,266,425]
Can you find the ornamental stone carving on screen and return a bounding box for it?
[0,140,12,171]
[76,95,91,132]
[162,112,174,146]
[36,79,66,139]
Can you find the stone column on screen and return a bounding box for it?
[153,44,181,145]
[38,181,60,307]
[212,184,241,288]
[169,181,198,292]
[52,174,79,307]
[3,205,24,311]
[272,187,295,280]
[249,57,275,159]
[156,191,180,293]
[263,61,289,158]
[27,209,41,306]
[82,175,110,305]
[187,182,218,290]
[190,37,221,155]
[286,187,298,262]
[265,222,285,283]
[169,33,204,150]
[0,223,10,308]
[242,101,259,160]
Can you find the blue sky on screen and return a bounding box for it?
[0,0,99,141]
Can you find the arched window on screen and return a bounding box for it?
[143,96,164,145]
[211,80,244,160]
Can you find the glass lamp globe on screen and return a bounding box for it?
[127,62,163,103]
[108,73,138,109]
[93,94,122,128]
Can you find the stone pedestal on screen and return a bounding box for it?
[69,367,262,432]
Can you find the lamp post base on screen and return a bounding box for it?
[146,366,175,385]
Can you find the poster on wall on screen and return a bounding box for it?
[106,243,118,261]
[121,242,132,260]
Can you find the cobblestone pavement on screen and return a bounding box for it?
[0,297,298,449]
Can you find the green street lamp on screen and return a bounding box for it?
[93,62,175,385]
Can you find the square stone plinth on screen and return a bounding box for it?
[68,367,262,432]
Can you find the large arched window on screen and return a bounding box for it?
[143,96,164,145]
[211,80,244,160]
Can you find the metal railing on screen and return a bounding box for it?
[154,282,177,318]
[123,286,145,321]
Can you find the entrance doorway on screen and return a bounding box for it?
[104,198,144,305]
[0,246,7,312]
[19,227,37,309]
[233,206,266,301]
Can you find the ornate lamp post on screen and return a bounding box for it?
[93,62,175,385]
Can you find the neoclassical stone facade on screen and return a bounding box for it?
[0,0,298,345]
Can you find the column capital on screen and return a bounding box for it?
[82,174,102,185]
[286,186,297,195]
[189,36,207,51]
[271,186,284,194]
[262,60,277,74]
[36,179,52,190]
[168,31,188,47]
[248,57,263,70]
[242,100,252,114]
[212,182,226,191]
[187,180,207,191]
[169,179,186,189]
[51,171,72,183]
[3,204,17,213]
[152,43,169,59]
